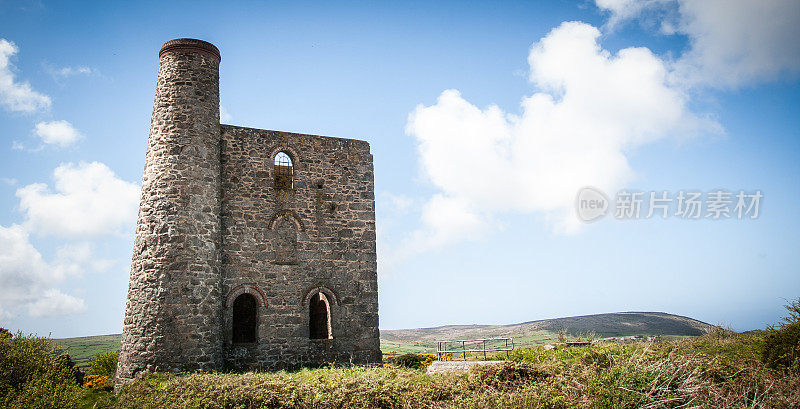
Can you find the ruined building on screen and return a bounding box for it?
[116,39,380,384]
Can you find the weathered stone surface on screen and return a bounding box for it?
[218,125,380,369]
[116,39,380,387]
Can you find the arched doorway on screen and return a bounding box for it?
[232,293,257,343]
[309,292,332,339]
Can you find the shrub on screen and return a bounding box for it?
[420,353,436,367]
[467,361,549,391]
[87,351,119,377]
[0,331,83,409]
[82,375,110,389]
[385,352,425,368]
[763,298,800,372]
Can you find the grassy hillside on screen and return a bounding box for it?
[51,311,711,360]
[52,334,121,368]
[381,311,711,353]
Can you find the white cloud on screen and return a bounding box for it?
[220,106,233,123]
[379,192,414,214]
[419,194,489,247]
[52,242,114,280]
[404,21,719,247]
[0,38,51,112]
[16,162,141,238]
[27,290,86,318]
[45,65,95,79]
[595,0,670,28]
[596,0,800,88]
[1,177,16,186]
[11,141,24,150]
[34,120,82,147]
[0,224,87,318]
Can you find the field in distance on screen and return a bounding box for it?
[51,334,121,368]
[52,311,711,364]
[381,311,712,354]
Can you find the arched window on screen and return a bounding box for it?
[232,293,257,343]
[309,292,332,339]
[274,151,293,190]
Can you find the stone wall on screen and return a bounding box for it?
[117,38,381,387]
[117,39,223,383]
[219,125,381,369]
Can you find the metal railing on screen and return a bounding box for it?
[436,338,514,361]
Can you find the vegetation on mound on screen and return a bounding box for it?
[0,329,84,409]
[3,300,799,408]
[762,298,800,372]
[107,334,798,408]
[107,325,798,408]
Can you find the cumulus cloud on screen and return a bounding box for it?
[0,224,87,318]
[595,0,671,28]
[403,21,719,251]
[16,162,141,238]
[596,0,800,88]
[0,38,51,112]
[34,120,82,147]
[27,290,86,318]
[52,242,115,280]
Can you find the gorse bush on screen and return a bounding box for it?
[0,330,83,409]
[88,351,119,377]
[83,375,110,389]
[383,352,437,369]
[467,361,550,392]
[762,298,800,372]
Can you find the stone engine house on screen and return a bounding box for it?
[116,39,380,384]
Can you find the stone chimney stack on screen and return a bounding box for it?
[117,39,223,385]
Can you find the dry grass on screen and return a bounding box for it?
[105,330,798,409]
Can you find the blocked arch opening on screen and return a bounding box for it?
[232,293,258,344]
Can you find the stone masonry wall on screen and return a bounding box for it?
[117,40,223,383]
[118,38,381,387]
[219,125,380,369]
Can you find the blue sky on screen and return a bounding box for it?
[0,0,798,338]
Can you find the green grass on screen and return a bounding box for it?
[51,334,120,369]
[100,332,798,408]
[49,330,692,366]
[7,328,799,408]
[53,311,710,366]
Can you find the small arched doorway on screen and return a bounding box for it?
[232,293,257,343]
[309,292,332,339]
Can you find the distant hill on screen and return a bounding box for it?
[380,312,713,353]
[52,312,713,361]
[52,334,121,368]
